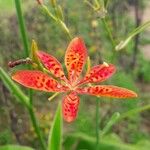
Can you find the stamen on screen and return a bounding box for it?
[103,62,109,67]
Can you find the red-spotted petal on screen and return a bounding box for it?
[78,64,116,85]
[12,70,68,92]
[77,85,137,98]
[65,37,87,84]
[62,92,80,122]
[37,51,66,80]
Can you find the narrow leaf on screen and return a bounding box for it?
[119,104,150,120]
[0,145,33,150]
[115,20,150,51]
[48,102,62,150]
[101,112,120,137]
[0,68,30,108]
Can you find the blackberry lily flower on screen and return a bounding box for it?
[12,37,137,122]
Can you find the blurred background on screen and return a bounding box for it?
[0,0,150,149]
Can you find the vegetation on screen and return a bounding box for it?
[0,0,150,150]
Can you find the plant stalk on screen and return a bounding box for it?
[96,98,100,150]
[41,4,72,40]
[28,105,46,150]
[101,18,117,62]
[14,0,46,149]
[14,0,29,57]
[102,18,116,49]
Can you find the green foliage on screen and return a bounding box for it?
[101,112,120,137]
[135,55,150,83]
[74,95,95,136]
[48,102,62,150]
[0,130,12,145]
[64,132,150,150]
[0,0,150,149]
[111,71,139,110]
[0,145,34,150]
[115,21,150,51]
[0,68,29,107]
[0,0,14,13]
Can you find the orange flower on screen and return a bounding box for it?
[12,37,137,122]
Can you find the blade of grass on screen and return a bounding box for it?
[48,102,62,150]
[0,67,29,108]
[103,104,150,129]
[116,20,150,51]
[0,145,34,150]
[67,132,139,150]
[119,104,150,120]
[101,112,120,137]
[100,104,150,135]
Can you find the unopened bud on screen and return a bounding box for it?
[50,0,56,7]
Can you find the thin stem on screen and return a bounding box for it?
[14,0,29,57]
[28,106,46,150]
[101,18,117,62]
[14,0,46,149]
[96,98,100,150]
[42,4,57,21]
[48,92,59,101]
[41,4,72,40]
[84,0,96,10]
[102,18,116,49]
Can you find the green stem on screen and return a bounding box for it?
[14,0,29,57]
[14,0,46,149]
[41,4,72,40]
[28,106,46,150]
[96,98,100,150]
[102,18,116,49]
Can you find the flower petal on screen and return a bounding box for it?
[37,51,66,80]
[65,37,87,84]
[62,92,80,122]
[77,85,137,98]
[12,70,68,92]
[78,64,116,85]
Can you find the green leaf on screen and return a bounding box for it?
[48,102,62,150]
[115,20,150,51]
[119,104,150,120]
[64,132,150,150]
[101,112,120,137]
[0,145,34,150]
[0,68,30,108]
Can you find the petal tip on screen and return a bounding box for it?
[64,117,75,123]
[73,36,83,41]
[11,71,19,81]
[132,92,138,98]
